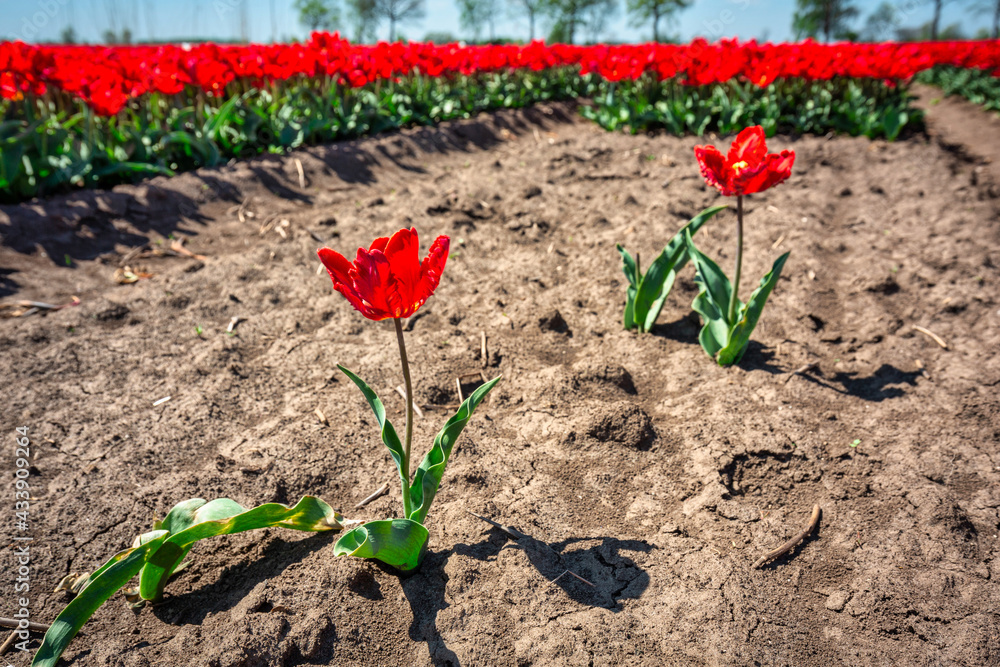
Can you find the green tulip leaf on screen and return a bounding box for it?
[409,376,501,525]
[137,495,347,604]
[338,364,408,493]
[716,252,790,367]
[333,518,430,571]
[32,534,168,667]
[685,230,737,358]
[616,245,639,329]
[33,496,348,667]
[619,205,727,333]
[633,204,728,333]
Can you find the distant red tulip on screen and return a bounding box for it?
[318,228,449,321]
[694,126,795,197]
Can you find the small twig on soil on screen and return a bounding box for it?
[354,482,389,509]
[913,325,949,350]
[549,570,596,588]
[771,234,786,250]
[916,359,931,381]
[456,377,464,403]
[480,331,488,368]
[152,396,171,407]
[308,229,324,243]
[315,408,329,426]
[294,158,305,189]
[784,362,818,384]
[396,386,423,418]
[421,403,461,411]
[226,316,243,333]
[466,510,530,540]
[0,630,17,654]
[0,617,50,633]
[753,504,822,569]
[119,243,150,266]
[0,296,81,318]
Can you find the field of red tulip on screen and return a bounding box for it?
[2,36,1000,202]
[2,35,1000,667]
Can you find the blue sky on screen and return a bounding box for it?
[0,0,989,44]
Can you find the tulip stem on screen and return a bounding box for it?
[728,195,744,325]
[394,317,414,520]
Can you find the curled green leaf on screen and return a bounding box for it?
[333,519,430,571]
[33,496,349,667]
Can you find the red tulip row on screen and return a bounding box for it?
[2,34,1000,116]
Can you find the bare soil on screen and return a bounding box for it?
[2,99,999,667]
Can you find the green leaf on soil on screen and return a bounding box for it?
[333,518,430,571]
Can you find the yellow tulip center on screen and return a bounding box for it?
[731,160,749,174]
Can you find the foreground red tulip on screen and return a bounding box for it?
[318,227,449,321]
[694,126,795,197]
[316,225,500,572]
[685,126,794,365]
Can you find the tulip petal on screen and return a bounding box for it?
[368,236,390,253]
[727,126,767,168]
[317,247,353,286]
[351,247,394,320]
[384,228,422,317]
[694,145,728,194]
[735,150,795,195]
[417,235,449,304]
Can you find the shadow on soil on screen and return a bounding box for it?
[800,364,921,401]
[457,530,653,610]
[391,528,652,667]
[150,532,336,625]
[0,103,575,296]
[0,185,213,267]
[651,317,784,374]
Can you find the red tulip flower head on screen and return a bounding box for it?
[318,227,449,321]
[694,126,794,197]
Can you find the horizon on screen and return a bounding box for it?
[1,0,992,46]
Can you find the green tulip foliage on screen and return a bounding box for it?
[684,228,790,366]
[32,496,350,667]
[335,366,500,571]
[617,205,728,332]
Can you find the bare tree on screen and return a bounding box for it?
[374,0,425,41]
[791,0,859,41]
[927,0,969,40]
[459,0,500,41]
[295,0,340,32]
[347,0,379,41]
[626,0,689,42]
[509,0,546,40]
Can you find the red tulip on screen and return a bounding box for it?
[693,126,795,197]
[318,228,449,321]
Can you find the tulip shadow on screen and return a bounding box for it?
[797,364,920,402]
[0,268,19,298]
[455,527,653,611]
[650,317,784,374]
[149,532,336,626]
[395,550,462,667]
[649,312,701,345]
